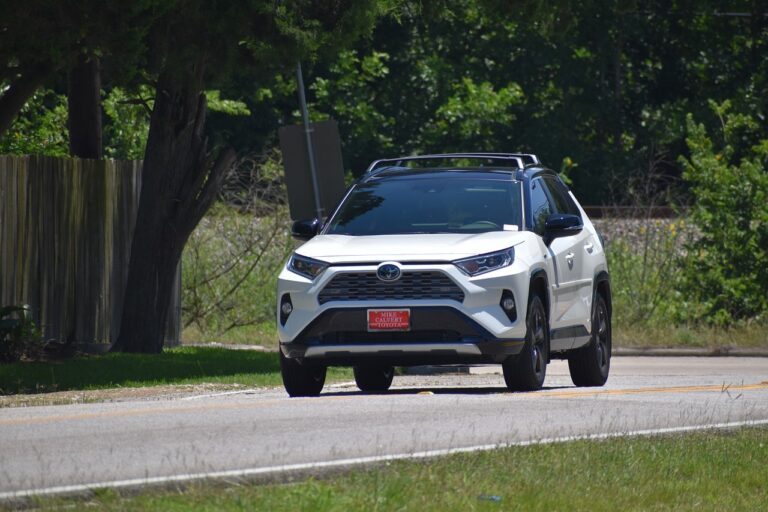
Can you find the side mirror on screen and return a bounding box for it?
[544,213,583,245]
[291,218,322,241]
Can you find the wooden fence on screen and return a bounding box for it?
[0,155,180,348]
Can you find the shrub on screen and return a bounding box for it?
[606,219,693,327]
[182,152,292,340]
[679,101,768,325]
[0,305,42,363]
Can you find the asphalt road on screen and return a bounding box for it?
[1,356,767,500]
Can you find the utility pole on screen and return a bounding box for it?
[296,62,324,221]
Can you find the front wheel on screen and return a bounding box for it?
[353,365,394,392]
[280,351,326,397]
[568,293,611,387]
[503,294,549,391]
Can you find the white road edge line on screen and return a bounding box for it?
[3,418,768,501]
[180,389,260,400]
[181,381,359,399]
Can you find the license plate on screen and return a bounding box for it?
[367,309,410,331]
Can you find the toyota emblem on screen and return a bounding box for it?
[376,262,402,282]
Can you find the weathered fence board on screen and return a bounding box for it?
[0,155,180,347]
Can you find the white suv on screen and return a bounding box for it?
[277,153,611,396]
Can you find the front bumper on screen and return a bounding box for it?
[279,306,525,365]
[277,262,531,366]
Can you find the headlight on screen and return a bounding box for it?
[453,247,515,276]
[288,253,329,280]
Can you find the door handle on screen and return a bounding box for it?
[584,243,594,253]
[565,252,574,260]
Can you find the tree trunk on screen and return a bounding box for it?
[0,62,52,138]
[68,54,103,159]
[113,56,236,353]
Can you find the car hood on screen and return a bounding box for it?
[296,232,529,263]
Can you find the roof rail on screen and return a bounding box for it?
[365,152,541,174]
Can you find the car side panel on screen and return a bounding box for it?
[570,191,609,349]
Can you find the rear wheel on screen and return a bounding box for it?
[353,365,395,392]
[280,351,326,397]
[503,294,549,391]
[568,293,611,387]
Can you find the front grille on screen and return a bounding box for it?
[318,271,465,304]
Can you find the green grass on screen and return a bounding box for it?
[182,322,279,348]
[0,347,350,395]
[28,427,768,511]
[615,322,768,349]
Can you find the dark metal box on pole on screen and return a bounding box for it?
[279,120,346,221]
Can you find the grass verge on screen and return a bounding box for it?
[182,322,279,348]
[0,347,349,395]
[28,427,768,511]
[615,323,768,349]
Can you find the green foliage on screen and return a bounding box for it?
[313,50,395,158]
[0,305,42,363]
[102,86,152,160]
[679,102,768,325]
[0,90,68,156]
[427,78,524,151]
[0,86,152,160]
[606,219,696,328]
[205,91,251,116]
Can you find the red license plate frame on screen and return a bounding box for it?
[367,309,411,332]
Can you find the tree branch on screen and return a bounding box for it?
[0,62,53,137]
[184,146,237,233]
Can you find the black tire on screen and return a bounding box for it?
[503,294,549,391]
[353,365,395,392]
[568,293,611,387]
[280,351,326,397]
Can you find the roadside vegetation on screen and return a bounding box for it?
[0,346,349,396]
[30,427,768,511]
[2,1,767,363]
[179,103,768,351]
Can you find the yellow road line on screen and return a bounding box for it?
[0,399,285,427]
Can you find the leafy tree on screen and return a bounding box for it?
[680,100,768,325]
[427,78,524,151]
[300,0,767,202]
[114,1,391,353]
[312,50,396,164]
[0,89,68,156]
[102,87,153,160]
[0,1,168,151]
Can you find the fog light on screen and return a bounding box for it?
[500,290,517,322]
[280,294,293,326]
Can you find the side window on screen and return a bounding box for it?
[542,177,581,217]
[529,178,552,235]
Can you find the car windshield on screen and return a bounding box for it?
[326,176,523,235]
